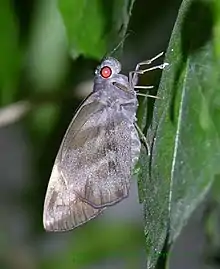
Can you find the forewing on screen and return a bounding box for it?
[61,107,134,208]
[43,98,106,231]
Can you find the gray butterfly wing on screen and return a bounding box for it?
[60,104,134,208]
[43,161,104,231]
[43,96,135,231]
[43,99,106,231]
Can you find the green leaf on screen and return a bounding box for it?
[0,2,21,105]
[27,0,69,92]
[58,0,135,59]
[30,103,60,143]
[138,0,220,267]
[41,222,144,269]
[213,0,220,57]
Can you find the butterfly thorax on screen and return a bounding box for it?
[93,74,138,122]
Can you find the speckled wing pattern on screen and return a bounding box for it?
[43,98,133,231]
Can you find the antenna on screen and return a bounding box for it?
[103,30,134,59]
[109,32,130,56]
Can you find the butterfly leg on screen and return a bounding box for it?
[134,122,150,156]
[129,52,168,99]
[136,92,162,99]
[129,62,168,87]
[134,62,168,76]
[134,51,165,72]
[129,51,168,86]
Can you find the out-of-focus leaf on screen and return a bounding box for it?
[27,0,69,92]
[58,0,135,59]
[0,2,21,105]
[30,103,60,144]
[137,0,220,267]
[41,222,144,269]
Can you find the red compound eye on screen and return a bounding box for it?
[100,66,112,78]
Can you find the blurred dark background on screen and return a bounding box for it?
[0,0,218,268]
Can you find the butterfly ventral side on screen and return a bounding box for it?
[43,53,167,231]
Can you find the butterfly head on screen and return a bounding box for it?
[95,57,122,79]
[94,57,135,95]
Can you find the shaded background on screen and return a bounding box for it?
[0,0,218,268]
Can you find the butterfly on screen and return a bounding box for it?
[43,52,167,231]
